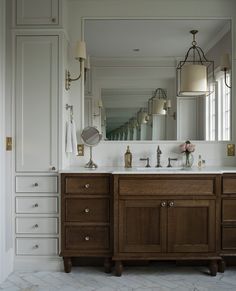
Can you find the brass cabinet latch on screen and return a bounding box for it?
[6,137,12,151]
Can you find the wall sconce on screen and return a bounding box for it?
[162,100,176,120]
[93,99,103,117]
[65,41,86,91]
[221,53,231,89]
[176,30,214,97]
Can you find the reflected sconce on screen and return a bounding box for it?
[163,100,176,120]
[84,55,91,83]
[93,99,103,117]
[65,41,87,90]
[176,30,214,97]
[221,53,231,89]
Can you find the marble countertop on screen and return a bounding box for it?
[59,166,236,174]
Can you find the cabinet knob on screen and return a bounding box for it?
[34,183,39,187]
[84,208,90,213]
[168,201,174,207]
[84,236,90,241]
[84,184,90,189]
[161,201,166,207]
[34,224,39,228]
[34,244,39,249]
[34,203,39,208]
[51,18,56,23]
[51,166,56,171]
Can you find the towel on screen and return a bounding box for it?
[71,120,78,155]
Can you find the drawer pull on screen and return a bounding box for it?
[33,203,39,208]
[161,201,166,207]
[84,184,90,189]
[34,183,39,187]
[84,236,90,241]
[84,208,90,213]
[52,18,56,23]
[51,166,56,171]
[33,244,39,249]
[34,224,39,228]
[168,201,174,207]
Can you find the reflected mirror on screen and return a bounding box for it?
[84,19,232,141]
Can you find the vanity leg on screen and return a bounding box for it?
[114,260,123,277]
[218,259,226,273]
[104,257,112,273]
[209,260,217,276]
[63,257,72,273]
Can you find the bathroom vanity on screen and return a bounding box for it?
[60,168,236,276]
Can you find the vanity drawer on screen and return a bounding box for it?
[65,226,109,250]
[222,227,236,250]
[118,176,216,196]
[16,176,58,193]
[222,199,236,222]
[223,176,236,194]
[64,176,110,195]
[65,198,109,222]
[16,217,58,234]
[16,238,58,256]
[16,197,58,214]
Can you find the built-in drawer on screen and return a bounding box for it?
[65,226,109,250]
[16,176,58,193]
[118,176,216,196]
[16,197,58,214]
[16,217,58,234]
[16,238,58,256]
[65,198,109,222]
[222,199,236,222]
[222,227,236,250]
[223,176,236,194]
[63,176,110,195]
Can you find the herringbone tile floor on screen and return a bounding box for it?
[1,263,236,291]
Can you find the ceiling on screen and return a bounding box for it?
[84,19,230,58]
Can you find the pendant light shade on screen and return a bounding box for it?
[177,30,214,97]
[152,99,166,115]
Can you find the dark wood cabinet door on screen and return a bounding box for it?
[118,200,167,253]
[167,200,216,253]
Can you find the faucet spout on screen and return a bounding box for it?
[156,146,162,167]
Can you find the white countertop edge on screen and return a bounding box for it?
[59,166,236,174]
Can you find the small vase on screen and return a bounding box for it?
[183,152,194,168]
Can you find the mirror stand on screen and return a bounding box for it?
[85,146,98,169]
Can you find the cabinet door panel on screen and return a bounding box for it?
[168,200,216,253]
[119,200,167,253]
[16,35,58,172]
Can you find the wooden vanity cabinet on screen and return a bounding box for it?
[113,174,221,276]
[60,173,112,273]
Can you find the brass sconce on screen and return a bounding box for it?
[65,41,86,90]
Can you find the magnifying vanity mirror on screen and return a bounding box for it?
[81,126,102,168]
[84,18,232,142]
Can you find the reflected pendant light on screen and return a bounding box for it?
[151,88,168,115]
[176,30,215,97]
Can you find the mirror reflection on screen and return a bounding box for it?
[84,19,232,141]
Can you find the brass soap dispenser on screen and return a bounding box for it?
[124,146,132,168]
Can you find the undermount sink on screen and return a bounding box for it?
[136,167,184,171]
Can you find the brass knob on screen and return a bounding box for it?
[52,18,56,23]
[161,201,166,207]
[34,244,39,249]
[34,183,38,187]
[85,236,90,241]
[51,166,56,170]
[84,208,90,213]
[34,203,38,208]
[34,224,39,228]
[84,184,90,189]
[168,201,174,207]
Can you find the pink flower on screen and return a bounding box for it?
[180,140,195,153]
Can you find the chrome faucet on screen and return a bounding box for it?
[167,158,178,167]
[140,157,151,168]
[156,146,162,167]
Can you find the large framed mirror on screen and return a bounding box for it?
[84,18,232,141]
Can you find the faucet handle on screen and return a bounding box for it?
[140,157,151,168]
[167,157,178,168]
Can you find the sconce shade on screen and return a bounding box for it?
[166,99,171,108]
[221,53,230,70]
[152,99,166,115]
[75,40,86,60]
[180,64,207,96]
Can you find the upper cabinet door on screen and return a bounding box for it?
[15,35,58,172]
[16,0,59,26]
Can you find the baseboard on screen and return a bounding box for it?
[0,248,14,283]
[14,256,63,272]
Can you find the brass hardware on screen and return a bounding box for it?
[34,244,39,249]
[84,184,90,189]
[51,166,56,170]
[65,59,83,90]
[84,236,90,241]
[51,18,56,23]
[227,144,235,156]
[34,224,39,228]
[84,208,90,213]
[34,183,39,187]
[34,203,39,208]
[6,137,12,151]
[168,201,174,207]
[77,144,84,156]
[161,201,166,207]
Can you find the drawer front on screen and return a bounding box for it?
[223,177,236,194]
[16,217,58,234]
[16,176,58,193]
[65,198,109,222]
[222,199,236,222]
[65,226,109,250]
[222,227,236,250]
[16,197,58,214]
[16,238,58,256]
[119,177,216,196]
[64,176,109,195]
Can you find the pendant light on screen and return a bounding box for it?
[176,30,214,97]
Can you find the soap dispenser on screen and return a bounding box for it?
[124,146,132,168]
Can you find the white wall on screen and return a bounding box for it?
[65,0,236,167]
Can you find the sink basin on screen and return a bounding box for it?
[136,167,184,171]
